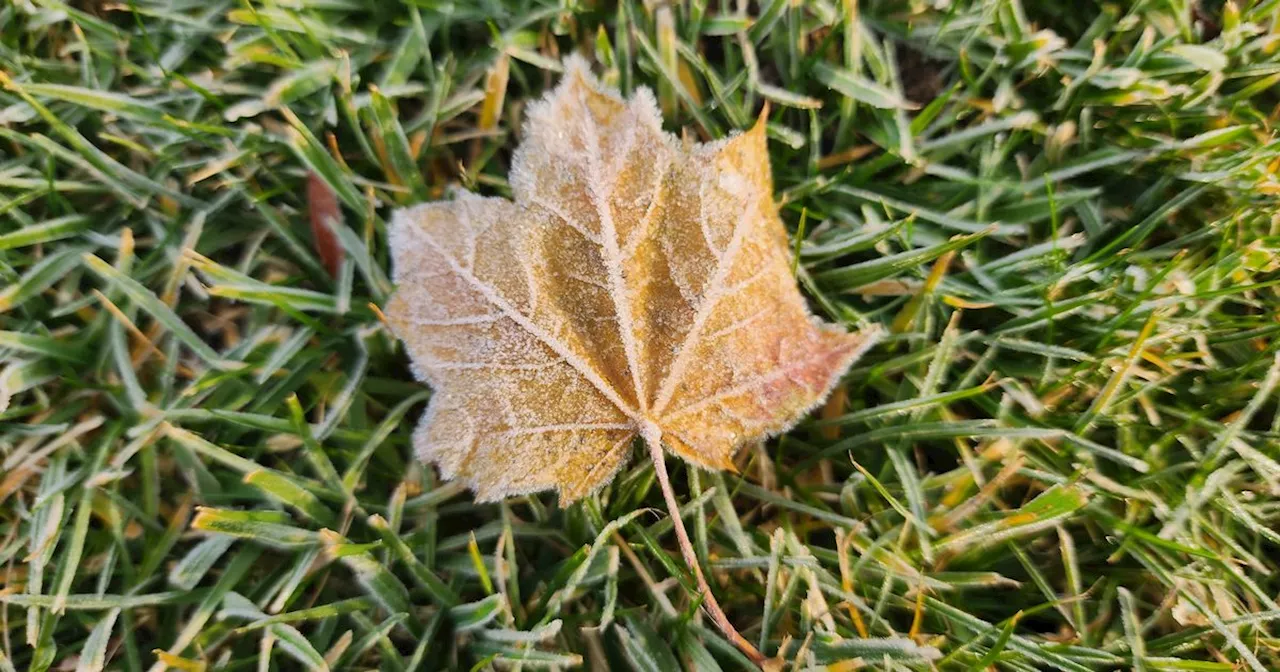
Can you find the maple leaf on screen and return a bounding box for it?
[386,56,881,667]
[385,57,880,505]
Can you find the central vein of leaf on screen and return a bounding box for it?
[581,102,648,414]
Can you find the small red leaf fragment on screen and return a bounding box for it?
[306,171,343,278]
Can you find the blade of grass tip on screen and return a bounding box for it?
[924,595,1093,671]
[818,382,997,429]
[184,251,342,316]
[0,214,90,251]
[313,333,370,441]
[93,288,161,367]
[0,246,89,314]
[384,484,407,566]
[1205,350,1280,467]
[1061,431,1151,473]
[800,219,906,260]
[2,592,191,610]
[280,106,365,212]
[163,424,337,502]
[74,608,119,672]
[960,612,1022,671]
[367,515,459,608]
[0,330,88,363]
[82,254,239,371]
[814,62,915,110]
[1073,310,1162,435]
[108,316,147,412]
[686,470,711,584]
[51,421,120,614]
[1007,541,1067,626]
[452,594,505,633]
[334,258,354,314]
[541,508,647,623]
[469,644,582,669]
[191,508,323,549]
[936,484,1089,555]
[285,394,343,491]
[597,545,621,629]
[496,510,524,629]
[616,616,684,672]
[342,391,428,491]
[834,186,1016,235]
[257,327,315,385]
[630,29,720,138]
[477,618,564,644]
[791,208,807,277]
[815,230,989,291]
[810,637,941,665]
[322,533,421,635]
[24,458,66,651]
[467,531,494,596]
[167,536,236,591]
[849,460,934,534]
[367,84,427,201]
[886,447,936,555]
[759,528,785,654]
[336,613,407,670]
[271,623,332,671]
[243,193,333,284]
[232,597,377,636]
[0,73,199,208]
[135,493,196,586]
[1118,588,1149,672]
[146,545,263,672]
[243,469,334,527]
[654,5,679,117]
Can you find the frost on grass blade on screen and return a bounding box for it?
[383,56,880,504]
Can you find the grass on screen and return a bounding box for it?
[2,0,1280,669]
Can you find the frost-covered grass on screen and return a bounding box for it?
[3,1,1280,670]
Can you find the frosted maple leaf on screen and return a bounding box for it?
[385,57,880,505]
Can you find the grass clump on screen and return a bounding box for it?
[3,1,1280,670]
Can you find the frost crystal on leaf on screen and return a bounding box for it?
[385,57,881,505]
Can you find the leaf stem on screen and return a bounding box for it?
[644,433,766,667]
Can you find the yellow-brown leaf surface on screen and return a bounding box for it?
[386,57,880,504]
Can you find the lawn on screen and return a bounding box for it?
[3,0,1280,670]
